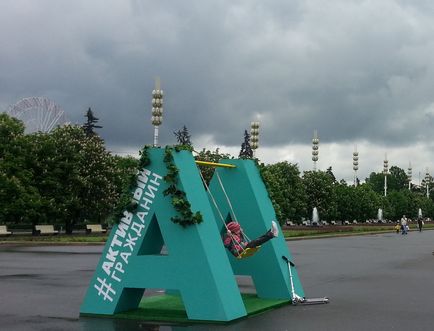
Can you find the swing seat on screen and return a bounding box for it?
[236,246,261,259]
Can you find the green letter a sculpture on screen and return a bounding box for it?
[208,158,304,299]
[80,148,303,322]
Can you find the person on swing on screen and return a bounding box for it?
[223,220,279,257]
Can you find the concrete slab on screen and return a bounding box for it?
[1,230,434,330]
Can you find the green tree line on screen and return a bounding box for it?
[261,163,434,224]
[0,114,137,233]
[2,113,434,232]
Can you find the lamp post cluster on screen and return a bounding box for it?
[383,154,389,197]
[145,81,430,193]
[151,79,164,147]
[353,147,359,187]
[312,130,319,171]
[250,121,260,157]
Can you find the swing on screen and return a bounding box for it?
[197,165,261,259]
[236,246,260,259]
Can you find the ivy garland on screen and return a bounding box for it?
[114,144,202,227]
[138,145,151,169]
[163,146,203,227]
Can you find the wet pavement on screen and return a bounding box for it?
[1,230,434,331]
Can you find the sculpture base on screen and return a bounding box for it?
[81,293,290,324]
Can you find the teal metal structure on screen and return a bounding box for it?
[209,158,304,299]
[80,148,304,321]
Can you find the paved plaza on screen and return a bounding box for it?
[1,230,434,331]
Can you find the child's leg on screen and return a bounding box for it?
[246,231,274,248]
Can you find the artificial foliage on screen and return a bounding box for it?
[163,146,203,227]
[114,145,202,227]
[138,145,152,169]
[113,145,152,222]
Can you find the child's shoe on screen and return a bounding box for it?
[271,221,279,237]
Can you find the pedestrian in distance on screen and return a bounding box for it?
[417,216,424,232]
[400,215,408,235]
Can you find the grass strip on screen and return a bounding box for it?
[106,293,290,324]
[2,224,433,244]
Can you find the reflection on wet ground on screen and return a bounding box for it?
[2,231,434,331]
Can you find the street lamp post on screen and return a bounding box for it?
[383,154,389,197]
[151,78,163,147]
[312,130,319,171]
[425,168,430,198]
[250,122,259,158]
[353,146,359,187]
[407,162,412,191]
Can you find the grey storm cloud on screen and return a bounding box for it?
[2,0,434,154]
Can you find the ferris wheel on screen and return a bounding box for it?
[6,96,68,133]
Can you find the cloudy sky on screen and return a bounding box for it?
[2,0,434,183]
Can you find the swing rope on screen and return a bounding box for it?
[198,170,226,225]
[212,170,260,258]
[198,170,243,257]
[215,170,251,242]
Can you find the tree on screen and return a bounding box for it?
[386,191,411,221]
[0,116,139,232]
[302,170,337,221]
[28,125,121,233]
[366,172,385,195]
[335,182,356,222]
[335,183,381,222]
[366,166,408,194]
[173,125,192,147]
[388,166,408,191]
[239,130,253,159]
[354,184,382,221]
[419,174,434,197]
[110,155,139,223]
[413,195,434,219]
[194,148,233,184]
[326,166,337,183]
[260,162,307,224]
[0,114,43,226]
[82,107,102,137]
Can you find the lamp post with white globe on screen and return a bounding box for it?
[151,78,163,147]
[312,130,319,171]
[250,122,260,158]
[407,162,412,191]
[383,154,389,197]
[353,146,359,187]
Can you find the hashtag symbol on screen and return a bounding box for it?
[94,277,116,302]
